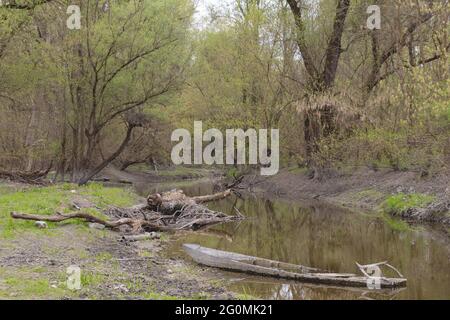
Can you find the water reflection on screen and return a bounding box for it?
[135,181,450,300]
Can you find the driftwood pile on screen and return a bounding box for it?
[11,189,242,233]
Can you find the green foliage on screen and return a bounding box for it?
[383,193,435,215]
[226,167,239,179]
[1,0,449,179]
[178,1,298,132]
[314,126,450,174]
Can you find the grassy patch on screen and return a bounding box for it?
[0,182,138,238]
[382,193,435,215]
[79,183,138,208]
[80,271,106,288]
[0,273,72,299]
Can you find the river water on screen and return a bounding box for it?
[135,180,450,300]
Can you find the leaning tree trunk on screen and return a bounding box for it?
[78,124,138,186]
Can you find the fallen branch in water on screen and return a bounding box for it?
[356,261,404,278]
[191,189,232,204]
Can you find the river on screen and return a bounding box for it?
[134,180,450,300]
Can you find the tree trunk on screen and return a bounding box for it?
[78,124,138,185]
[287,0,351,163]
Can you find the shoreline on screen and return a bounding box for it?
[242,167,450,228]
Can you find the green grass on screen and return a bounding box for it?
[80,271,106,288]
[382,193,435,215]
[0,182,138,238]
[0,271,72,299]
[4,278,49,296]
[79,183,138,208]
[0,266,107,299]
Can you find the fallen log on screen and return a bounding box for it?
[11,188,241,233]
[184,244,407,289]
[10,211,168,232]
[191,189,232,204]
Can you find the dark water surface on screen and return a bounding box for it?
[134,180,450,300]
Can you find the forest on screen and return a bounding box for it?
[0,0,449,302]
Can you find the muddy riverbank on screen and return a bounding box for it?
[242,168,450,227]
[165,180,450,300]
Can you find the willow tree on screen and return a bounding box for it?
[57,0,194,184]
[0,0,194,182]
[285,0,449,164]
